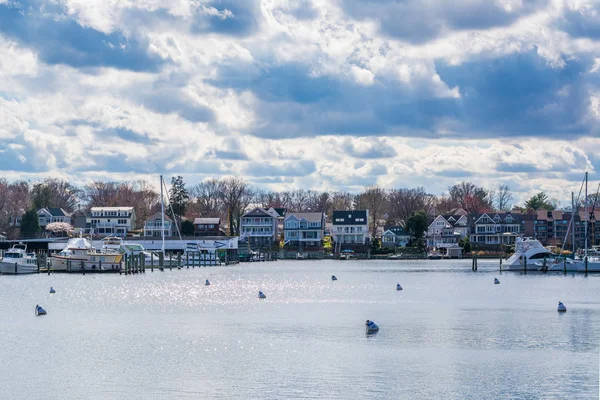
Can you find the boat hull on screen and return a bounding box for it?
[0,261,37,275]
[50,255,122,272]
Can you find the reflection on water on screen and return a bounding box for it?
[0,259,598,399]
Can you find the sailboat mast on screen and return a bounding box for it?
[572,191,575,256]
[585,171,588,260]
[160,175,165,256]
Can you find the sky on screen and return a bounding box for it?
[1,0,600,207]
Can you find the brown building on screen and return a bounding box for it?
[193,217,221,236]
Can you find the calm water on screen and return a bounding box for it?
[1,259,599,399]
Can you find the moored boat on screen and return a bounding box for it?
[50,237,122,272]
[500,237,553,271]
[0,243,38,275]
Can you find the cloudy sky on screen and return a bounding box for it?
[1,0,599,206]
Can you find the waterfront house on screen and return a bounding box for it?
[331,210,369,245]
[283,212,326,249]
[193,217,221,236]
[87,206,136,237]
[469,212,521,246]
[427,214,469,248]
[143,212,174,237]
[37,207,71,228]
[381,226,411,248]
[240,207,281,247]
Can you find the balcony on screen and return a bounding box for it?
[144,222,171,229]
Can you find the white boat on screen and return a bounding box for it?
[0,244,38,275]
[427,249,442,260]
[50,237,122,272]
[501,237,553,271]
[101,237,160,265]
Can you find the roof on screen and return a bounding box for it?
[383,226,409,236]
[194,218,220,224]
[273,208,287,217]
[243,207,278,218]
[332,210,368,225]
[146,212,173,222]
[90,206,134,212]
[47,207,70,217]
[472,212,521,223]
[285,212,324,223]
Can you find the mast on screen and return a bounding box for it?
[572,191,575,256]
[160,175,165,256]
[585,171,588,260]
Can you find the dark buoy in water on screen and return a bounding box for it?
[35,305,47,316]
[331,275,337,281]
[396,283,402,291]
[258,291,266,299]
[205,279,210,286]
[494,278,500,284]
[49,287,56,294]
[365,319,379,333]
[558,301,567,312]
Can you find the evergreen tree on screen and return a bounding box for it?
[181,220,194,236]
[20,207,40,237]
[168,176,189,225]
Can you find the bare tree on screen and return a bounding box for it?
[32,178,81,212]
[219,177,255,236]
[329,191,355,218]
[495,185,513,211]
[190,179,225,217]
[388,187,432,226]
[357,186,387,237]
[448,181,491,213]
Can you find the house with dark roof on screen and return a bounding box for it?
[240,207,281,247]
[381,226,411,248]
[283,212,325,248]
[37,207,71,228]
[193,217,221,237]
[427,214,469,248]
[469,212,521,245]
[331,210,369,244]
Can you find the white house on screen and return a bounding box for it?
[469,212,521,245]
[37,207,71,228]
[240,207,282,247]
[283,212,326,248]
[331,210,369,244]
[143,212,174,237]
[427,214,469,248]
[87,206,136,237]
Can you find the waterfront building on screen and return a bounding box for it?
[283,212,326,248]
[193,217,221,236]
[331,210,369,244]
[143,212,174,237]
[469,212,521,245]
[426,214,469,248]
[87,206,136,237]
[240,207,282,247]
[381,226,411,248]
[37,207,71,228]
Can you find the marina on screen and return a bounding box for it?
[0,259,597,399]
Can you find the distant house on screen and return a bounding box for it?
[193,217,221,236]
[427,214,469,248]
[240,207,281,247]
[381,226,411,248]
[143,212,174,237]
[331,210,369,244]
[469,212,521,245]
[283,212,326,248]
[87,206,136,237]
[37,207,71,228]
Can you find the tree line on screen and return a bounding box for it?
[0,176,561,239]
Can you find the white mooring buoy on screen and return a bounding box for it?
[49,287,56,294]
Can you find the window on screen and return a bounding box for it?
[356,218,364,222]
[335,218,344,222]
